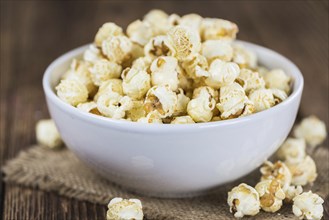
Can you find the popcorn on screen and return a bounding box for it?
[106,197,143,220]
[271,88,288,104]
[187,86,216,122]
[102,36,133,64]
[144,35,175,58]
[263,69,291,94]
[174,88,190,116]
[83,45,103,63]
[97,94,133,119]
[56,79,88,106]
[293,116,327,148]
[181,54,209,79]
[171,116,195,124]
[89,59,122,86]
[248,89,275,112]
[127,20,153,46]
[144,85,177,118]
[143,9,170,36]
[276,138,306,164]
[167,25,201,61]
[137,111,163,124]
[122,67,151,100]
[235,68,265,94]
[94,22,123,47]
[285,185,303,202]
[150,56,179,91]
[255,179,286,212]
[260,161,292,191]
[179,13,203,33]
[205,59,240,89]
[36,119,62,149]
[201,39,233,62]
[216,82,249,119]
[292,191,324,220]
[126,101,145,122]
[201,18,238,41]
[286,155,317,186]
[62,59,96,95]
[232,43,257,69]
[131,56,153,72]
[168,13,180,27]
[77,101,100,115]
[239,102,255,118]
[94,79,123,101]
[227,183,260,218]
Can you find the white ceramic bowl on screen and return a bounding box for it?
[43,41,303,198]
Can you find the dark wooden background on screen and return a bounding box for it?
[1,1,328,219]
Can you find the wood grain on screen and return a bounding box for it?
[1,1,328,219]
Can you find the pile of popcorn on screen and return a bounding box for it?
[55,9,292,124]
[227,115,327,220]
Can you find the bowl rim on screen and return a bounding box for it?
[43,40,304,133]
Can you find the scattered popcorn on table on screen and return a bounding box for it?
[260,161,292,191]
[292,191,324,220]
[227,183,260,218]
[55,9,292,123]
[106,197,143,220]
[293,115,327,148]
[276,138,306,164]
[285,185,303,203]
[36,119,62,149]
[255,179,285,213]
[286,155,317,186]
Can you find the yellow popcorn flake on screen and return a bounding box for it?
[173,88,190,116]
[232,43,257,69]
[126,100,145,122]
[94,79,123,101]
[122,67,151,100]
[77,101,100,115]
[94,22,123,47]
[97,94,132,119]
[171,115,195,124]
[248,88,275,112]
[107,197,143,220]
[201,18,238,41]
[263,69,291,94]
[260,160,292,191]
[292,191,324,220]
[227,183,260,218]
[137,111,163,124]
[102,35,133,64]
[143,9,170,36]
[83,45,104,63]
[179,13,203,33]
[89,59,122,86]
[56,79,88,106]
[127,20,153,46]
[276,138,306,164]
[201,39,233,62]
[36,119,63,149]
[286,155,317,186]
[144,35,175,58]
[235,68,265,94]
[285,185,303,203]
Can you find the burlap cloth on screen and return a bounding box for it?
[2,145,329,220]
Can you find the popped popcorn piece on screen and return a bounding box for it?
[144,35,175,58]
[122,67,151,100]
[271,88,288,104]
[56,79,88,106]
[201,18,238,41]
[143,9,170,36]
[94,22,123,47]
[83,45,103,63]
[174,88,190,116]
[236,68,265,94]
[187,86,216,122]
[107,197,143,220]
[150,56,179,91]
[216,82,249,119]
[144,85,178,118]
[293,116,327,148]
[36,119,63,149]
[232,43,257,69]
[126,100,145,122]
[255,179,286,213]
[263,69,291,94]
[276,138,306,164]
[227,183,260,218]
[205,59,240,89]
[292,191,324,220]
[260,161,292,191]
[77,101,100,115]
[248,89,275,112]
[285,185,303,203]
[94,79,123,101]
[167,25,201,61]
[97,94,133,119]
[167,13,180,27]
[181,54,209,79]
[171,116,195,124]
[179,13,203,33]
[102,36,133,64]
[239,102,255,118]
[89,59,122,86]
[201,39,233,62]
[131,56,153,72]
[286,155,317,186]
[137,111,163,124]
[127,20,153,46]
[62,59,96,95]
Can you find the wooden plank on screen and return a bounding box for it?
[1,1,328,219]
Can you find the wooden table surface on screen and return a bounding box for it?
[1,1,328,219]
